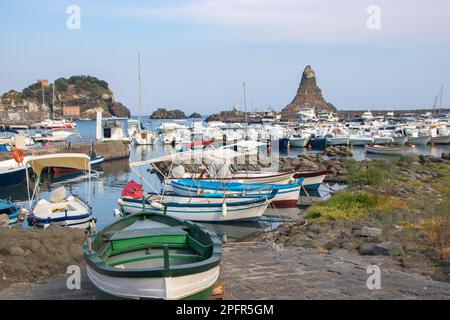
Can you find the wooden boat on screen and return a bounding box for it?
[119,186,277,222]
[84,211,221,300]
[171,178,303,208]
[365,145,405,155]
[25,153,96,229]
[0,199,28,225]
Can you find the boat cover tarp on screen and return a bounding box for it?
[121,180,144,200]
[26,153,91,177]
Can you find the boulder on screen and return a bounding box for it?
[360,227,382,238]
[9,246,25,256]
[373,241,404,256]
[359,243,376,255]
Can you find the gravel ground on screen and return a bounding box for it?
[1,242,449,300]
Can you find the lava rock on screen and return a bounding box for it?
[359,243,376,255]
[374,241,404,256]
[360,227,383,238]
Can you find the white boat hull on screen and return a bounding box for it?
[120,198,270,222]
[87,265,219,300]
[349,137,373,146]
[290,137,310,148]
[171,183,301,207]
[373,137,393,145]
[430,135,450,144]
[407,136,431,145]
[326,137,349,146]
[365,145,405,155]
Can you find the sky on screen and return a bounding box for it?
[0,0,449,115]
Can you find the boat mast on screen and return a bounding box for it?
[242,81,247,123]
[52,82,55,119]
[137,51,142,126]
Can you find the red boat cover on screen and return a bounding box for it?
[121,180,143,199]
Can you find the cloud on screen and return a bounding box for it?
[84,0,450,44]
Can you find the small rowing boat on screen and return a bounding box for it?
[119,180,277,222]
[84,211,221,300]
[365,145,406,155]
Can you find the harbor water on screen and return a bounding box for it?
[1,118,448,241]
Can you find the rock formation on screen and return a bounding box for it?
[0,76,130,118]
[150,108,186,119]
[282,65,336,116]
[188,112,202,118]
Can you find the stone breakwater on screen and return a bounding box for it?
[0,141,130,162]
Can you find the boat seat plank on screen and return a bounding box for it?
[108,252,201,267]
[109,227,187,241]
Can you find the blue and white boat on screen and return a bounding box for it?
[171,178,304,208]
[0,199,28,225]
[0,158,30,187]
[118,186,278,222]
[25,153,97,230]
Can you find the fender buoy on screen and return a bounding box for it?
[13,147,25,163]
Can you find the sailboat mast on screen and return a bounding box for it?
[137,51,142,124]
[52,82,55,119]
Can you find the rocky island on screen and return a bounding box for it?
[0,76,130,120]
[281,65,336,119]
[150,108,186,119]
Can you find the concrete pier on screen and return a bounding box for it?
[0,141,130,162]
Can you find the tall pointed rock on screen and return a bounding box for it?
[282,65,336,116]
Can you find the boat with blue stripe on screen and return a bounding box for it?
[118,188,278,222]
[171,178,304,208]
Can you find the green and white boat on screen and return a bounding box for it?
[84,211,222,300]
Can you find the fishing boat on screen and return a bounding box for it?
[84,211,221,300]
[309,136,327,149]
[407,135,431,145]
[292,168,328,190]
[40,119,76,130]
[392,136,408,145]
[0,158,30,187]
[365,145,406,155]
[171,178,303,208]
[52,156,104,175]
[120,190,277,222]
[0,199,28,225]
[372,136,393,145]
[289,133,311,148]
[25,153,96,229]
[430,135,450,144]
[349,135,373,146]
